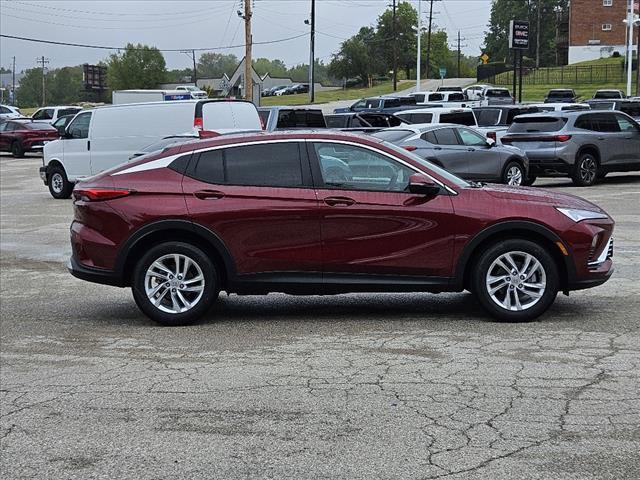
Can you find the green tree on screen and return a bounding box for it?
[253,58,288,77]
[482,0,569,67]
[329,27,382,87]
[16,66,85,107]
[106,43,167,90]
[197,53,238,78]
[166,68,195,83]
[376,1,418,79]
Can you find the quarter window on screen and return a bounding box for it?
[433,128,460,145]
[192,142,305,188]
[313,143,414,192]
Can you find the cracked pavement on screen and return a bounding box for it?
[1,155,639,479]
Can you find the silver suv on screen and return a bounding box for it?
[501,111,640,186]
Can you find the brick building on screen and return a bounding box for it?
[569,0,638,63]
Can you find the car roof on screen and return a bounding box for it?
[258,106,322,112]
[398,107,473,114]
[513,110,586,120]
[382,123,466,134]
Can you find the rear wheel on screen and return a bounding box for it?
[472,239,559,322]
[11,141,24,158]
[48,166,74,199]
[571,152,598,186]
[521,174,537,186]
[502,161,524,186]
[132,242,219,326]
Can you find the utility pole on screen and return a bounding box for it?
[11,56,16,106]
[536,0,541,68]
[181,49,197,84]
[425,0,435,80]
[392,0,397,91]
[416,0,421,91]
[636,17,640,96]
[37,56,49,107]
[457,30,461,78]
[238,0,253,102]
[626,0,634,97]
[309,0,316,103]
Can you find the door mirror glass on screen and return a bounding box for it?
[407,174,440,196]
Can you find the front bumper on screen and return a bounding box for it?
[39,166,47,184]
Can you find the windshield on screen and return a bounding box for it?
[548,90,574,98]
[140,136,196,153]
[381,141,471,188]
[486,89,510,98]
[373,129,415,142]
[588,102,615,110]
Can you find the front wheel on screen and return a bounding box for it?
[521,174,537,186]
[132,242,219,326]
[472,239,559,322]
[502,161,524,186]
[11,141,24,158]
[571,153,598,187]
[48,166,74,199]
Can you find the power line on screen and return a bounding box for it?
[0,33,309,53]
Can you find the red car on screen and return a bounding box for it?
[0,119,59,157]
[68,131,614,325]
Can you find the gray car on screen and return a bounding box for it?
[501,110,640,186]
[372,124,530,186]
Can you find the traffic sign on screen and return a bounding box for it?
[480,53,489,64]
[439,67,446,79]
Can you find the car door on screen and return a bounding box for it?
[309,141,455,278]
[61,111,92,179]
[0,121,12,150]
[613,113,640,164]
[428,127,469,177]
[591,113,626,166]
[456,127,500,180]
[182,141,322,277]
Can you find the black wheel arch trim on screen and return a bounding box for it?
[113,219,237,285]
[454,220,576,289]
[576,144,601,163]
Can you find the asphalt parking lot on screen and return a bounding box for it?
[1,154,639,479]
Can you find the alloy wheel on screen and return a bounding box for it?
[144,253,205,314]
[578,156,597,185]
[506,165,523,186]
[51,173,64,194]
[485,251,546,311]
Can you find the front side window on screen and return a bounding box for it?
[409,113,433,123]
[32,108,53,120]
[458,128,488,146]
[67,112,92,139]
[614,114,639,132]
[440,112,476,126]
[474,108,501,126]
[313,143,414,192]
[191,142,305,188]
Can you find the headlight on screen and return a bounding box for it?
[556,207,608,222]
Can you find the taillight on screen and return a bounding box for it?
[194,116,203,130]
[555,134,572,142]
[73,188,133,202]
[487,131,497,141]
[501,137,513,145]
[403,145,418,151]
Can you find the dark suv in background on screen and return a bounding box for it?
[68,131,613,326]
[258,107,326,131]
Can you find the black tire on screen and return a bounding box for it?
[597,170,608,180]
[11,141,24,158]
[521,174,537,186]
[501,161,524,186]
[132,242,219,326]
[48,166,74,199]
[571,152,598,187]
[472,239,559,322]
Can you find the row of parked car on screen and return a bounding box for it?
[262,84,309,97]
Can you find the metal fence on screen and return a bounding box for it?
[488,64,628,86]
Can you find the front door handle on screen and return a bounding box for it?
[467,148,476,151]
[194,189,225,200]
[324,196,356,207]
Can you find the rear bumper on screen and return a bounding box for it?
[68,256,125,287]
[529,158,572,175]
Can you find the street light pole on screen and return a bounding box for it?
[392,0,397,91]
[626,0,634,97]
[416,0,421,91]
[309,0,315,103]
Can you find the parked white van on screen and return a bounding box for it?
[40,100,261,198]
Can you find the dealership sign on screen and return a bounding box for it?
[509,20,530,50]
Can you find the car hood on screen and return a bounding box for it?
[481,183,606,213]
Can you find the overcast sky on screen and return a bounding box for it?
[0,0,492,73]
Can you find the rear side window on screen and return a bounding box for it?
[413,94,425,103]
[486,89,510,98]
[398,97,417,106]
[383,98,401,108]
[59,108,81,117]
[509,116,567,133]
[433,128,460,145]
[422,131,437,144]
[594,114,621,132]
[325,115,348,128]
[191,143,305,188]
[447,93,465,102]
[440,112,476,126]
[409,113,433,123]
[277,110,325,128]
[574,114,598,131]
[620,102,640,118]
[474,109,501,126]
[258,110,270,127]
[427,93,444,101]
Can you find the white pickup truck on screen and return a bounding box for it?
[175,85,209,99]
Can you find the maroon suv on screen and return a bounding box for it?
[0,119,59,157]
[68,131,614,325]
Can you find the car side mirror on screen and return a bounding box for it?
[57,126,66,136]
[486,138,496,148]
[407,174,441,196]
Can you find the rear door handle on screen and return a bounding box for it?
[467,148,475,151]
[194,189,225,200]
[324,196,356,207]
